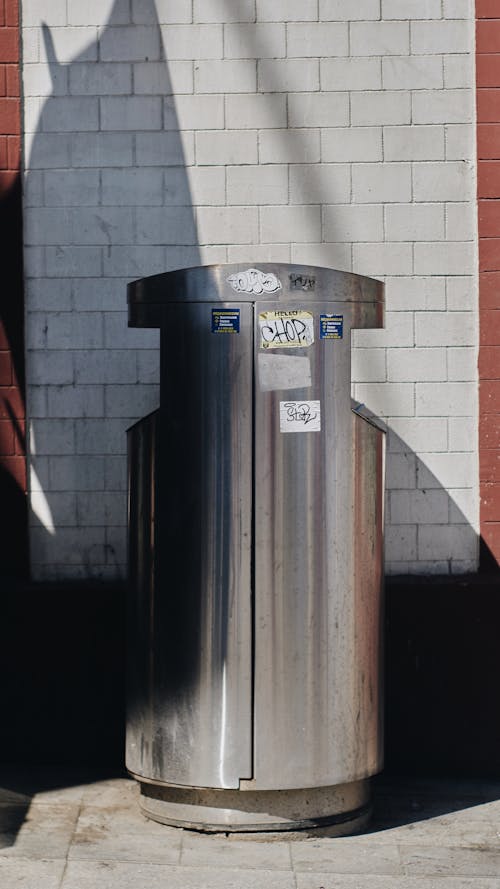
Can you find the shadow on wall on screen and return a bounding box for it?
[26,0,200,579]
[0,171,28,578]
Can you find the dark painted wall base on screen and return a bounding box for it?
[1,575,499,777]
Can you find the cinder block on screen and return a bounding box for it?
[25,279,72,311]
[413,241,474,275]
[99,26,161,62]
[412,89,473,125]
[225,94,287,129]
[134,61,194,95]
[68,0,129,23]
[197,207,259,244]
[445,124,474,161]
[137,351,160,384]
[39,97,99,132]
[352,163,411,203]
[383,0,441,16]
[136,207,197,245]
[446,202,476,241]
[353,242,413,276]
[102,246,165,278]
[22,1,66,25]
[71,208,134,246]
[385,276,446,311]
[385,203,445,242]
[195,60,256,93]
[444,54,474,89]
[350,22,410,56]
[134,0,192,23]
[105,455,128,491]
[101,169,163,205]
[30,491,77,529]
[320,0,380,20]
[71,133,134,167]
[447,347,476,382]
[164,94,224,130]
[160,24,223,60]
[136,132,194,167]
[187,166,226,206]
[23,62,68,97]
[47,384,104,419]
[30,419,75,456]
[24,208,73,245]
[28,457,51,492]
[104,313,160,350]
[226,165,288,205]
[22,29,40,64]
[74,350,137,384]
[287,23,348,58]
[228,244,291,264]
[29,386,48,418]
[411,20,471,55]
[388,416,448,452]
[73,278,130,311]
[290,242,351,270]
[387,348,447,382]
[323,204,384,242]
[416,452,476,487]
[322,127,382,162]
[412,161,472,202]
[77,491,127,526]
[27,351,74,385]
[386,526,418,562]
[320,57,382,91]
[256,0,318,21]
[351,91,411,126]
[385,452,417,489]
[390,490,449,525]
[383,125,445,161]
[45,247,102,278]
[45,312,104,350]
[69,63,132,96]
[258,59,319,93]
[104,384,160,418]
[351,348,386,382]
[46,27,98,63]
[382,56,443,90]
[354,382,415,418]
[195,0,255,21]
[416,311,475,347]
[449,416,475,451]
[224,24,285,59]
[24,247,45,277]
[196,130,258,165]
[288,93,349,128]
[44,170,99,207]
[100,96,162,131]
[446,276,475,311]
[259,130,320,164]
[26,133,71,168]
[260,206,321,243]
[76,417,129,460]
[165,245,225,267]
[26,312,48,349]
[353,312,414,348]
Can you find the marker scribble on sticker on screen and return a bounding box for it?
[280,400,321,433]
[259,309,314,349]
[227,268,282,294]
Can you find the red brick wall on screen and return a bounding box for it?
[0,0,27,575]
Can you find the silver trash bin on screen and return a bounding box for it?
[127,263,385,833]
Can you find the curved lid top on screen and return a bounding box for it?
[127,263,384,307]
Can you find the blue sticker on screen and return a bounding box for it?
[212,308,240,333]
[320,314,343,340]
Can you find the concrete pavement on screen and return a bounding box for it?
[1,768,500,888]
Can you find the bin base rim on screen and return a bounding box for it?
[136,778,371,835]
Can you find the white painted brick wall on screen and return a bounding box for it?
[22,0,478,579]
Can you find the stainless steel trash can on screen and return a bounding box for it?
[127,263,385,833]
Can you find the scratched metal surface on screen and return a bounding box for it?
[127,264,384,794]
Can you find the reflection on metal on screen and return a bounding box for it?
[127,263,385,833]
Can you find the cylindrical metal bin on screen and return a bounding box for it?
[127,263,385,833]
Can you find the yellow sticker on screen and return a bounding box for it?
[259,310,314,349]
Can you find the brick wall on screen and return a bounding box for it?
[0,0,26,576]
[22,0,478,579]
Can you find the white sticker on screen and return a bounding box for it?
[258,354,312,391]
[259,310,314,350]
[227,268,282,294]
[280,400,321,433]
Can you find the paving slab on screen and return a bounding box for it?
[68,802,182,864]
[0,857,66,889]
[180,831,293,869]
[400,845,500,877]
[0,802,79,860]
[295,877,500,889]
[60,860,296,889]
[290,837,402,874]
